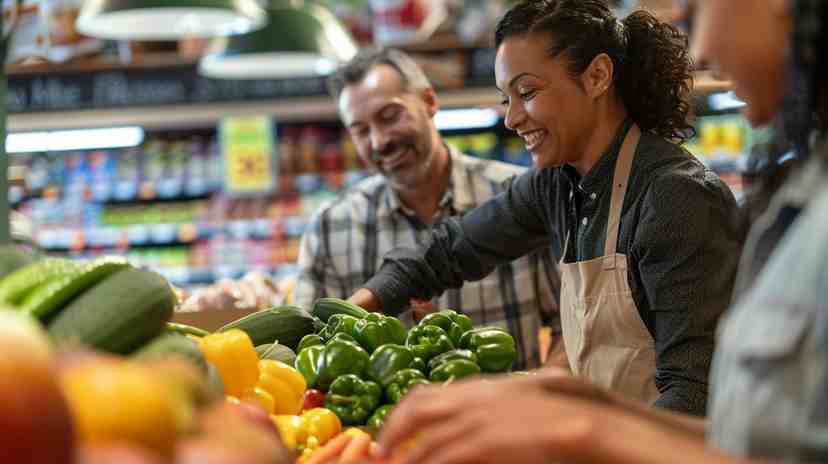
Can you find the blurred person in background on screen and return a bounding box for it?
[294,47,562,370]
[377,0,828,463]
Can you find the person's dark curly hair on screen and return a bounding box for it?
[495,0,695,142]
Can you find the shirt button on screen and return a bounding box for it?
[590,192,597,200]
[582,217,588,226]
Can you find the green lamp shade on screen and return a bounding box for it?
[76,0,267,41]
[198,1,357,79]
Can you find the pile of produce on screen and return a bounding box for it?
[0,248,518,464]
[296,298,518,429]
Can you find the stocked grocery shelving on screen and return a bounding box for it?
[7,46,739,289]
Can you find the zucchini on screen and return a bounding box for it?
[218,305,316,350]
[135,333,207,372]
[0,258,77,305]
[166,322,210,338]
[255,343,297,365]
[311,297,369,322]
[47,267,176,354]
[21,257,130,320]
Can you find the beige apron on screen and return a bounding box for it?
[558,124,659,403]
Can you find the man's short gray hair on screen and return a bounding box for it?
[327,47,432,101]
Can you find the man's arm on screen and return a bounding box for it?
[357,169,556,314]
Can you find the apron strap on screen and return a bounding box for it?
[603,124,641,270]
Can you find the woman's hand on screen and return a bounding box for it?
[378,376,604,464]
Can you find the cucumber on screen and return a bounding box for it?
[311,297,369,322]
[0,245,36,281]
[0,258,78,305]
[20,257,130,320]
[218,305,317,351]
[47,267,176,354]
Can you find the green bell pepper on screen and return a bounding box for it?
[367,404,394,429]
[405,325,454,361]
[459,327,517,373]
[368,344,426,386]
[385,368,429,404]
[427,349,478,373]
[314,338,370,391]
[324,374,382,425]
[429,359,481,383]
[353,313,407,353]
[411,356,426,373]
[297,334,325,353]
[295,344,325,388]
[329,332,357,343]
[419,310,473,345]
[320,314,360,341]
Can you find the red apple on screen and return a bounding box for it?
[0,310,75,464]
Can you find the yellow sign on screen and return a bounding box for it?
[220,116,276,195]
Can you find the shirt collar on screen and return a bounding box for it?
[382,144,471,217]
[575,119,633,198]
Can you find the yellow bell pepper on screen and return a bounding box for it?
[256,360,306,415]
[271,414,308,450]
[241,387,275,413]
[302,407,341,445]
[199,329,259,397]
[270,408,342,452]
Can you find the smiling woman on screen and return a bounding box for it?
[493,0,694,174]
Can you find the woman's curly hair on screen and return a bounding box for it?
[495,0,695,142]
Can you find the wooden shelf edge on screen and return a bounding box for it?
[8,74,730,132]
[7,87,502,132]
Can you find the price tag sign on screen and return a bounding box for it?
[220,116,277,195]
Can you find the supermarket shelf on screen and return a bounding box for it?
[7,71,730,132]
[34,217,309,251]
[7,87,502,132]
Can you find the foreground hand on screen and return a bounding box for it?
[531,367,616,405]
[378,377,604,464]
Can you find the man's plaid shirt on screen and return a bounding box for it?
[294,146,560,369]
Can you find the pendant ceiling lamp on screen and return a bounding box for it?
[198,0,357,79]
[75,0,267,41]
